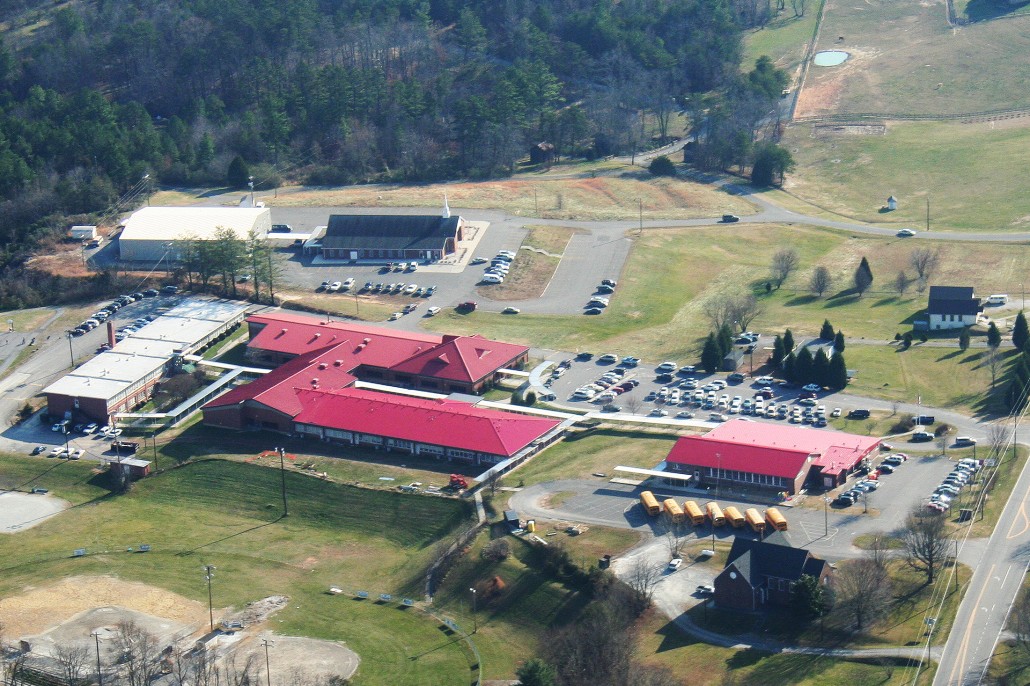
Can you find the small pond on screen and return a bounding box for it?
[813,50,850,67]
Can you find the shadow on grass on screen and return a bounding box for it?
[937,350,963,362]
[965,0,1030,21]
[176,514,284,555]
[785,294,820,307]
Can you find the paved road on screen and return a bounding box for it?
[933,435,1030,685]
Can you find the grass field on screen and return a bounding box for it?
[0,454,491,686]
[269,175,756,222]
[506,429,681,487]
[743,0,824,73]
[799,0,1030,117]
[639,610,935,685]
[427,222,1028,409]
[782,120,1030,231]
[476,226,576,301]
[0,306,57,332]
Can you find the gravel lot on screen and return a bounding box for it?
[0,491,68,533]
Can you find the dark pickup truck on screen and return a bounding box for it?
[110,441,140,454]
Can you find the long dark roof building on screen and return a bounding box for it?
[713,532,832,611]
[320,214,463,262]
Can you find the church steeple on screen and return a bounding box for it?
[443,193,451,218]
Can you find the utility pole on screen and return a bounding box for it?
[204,565,216,631]
[261,638,274,686]
[926,195,930,232]
[67,332,75,368]
[151,432,158,471]
[92,631,103,686]
[278,447,289,516]
[954,537,959,593]
[824,496,829,536]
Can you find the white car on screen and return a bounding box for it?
[656,361,678,373]
[328,281,342,292]
[497,250,516,258]
[426,306,441,316]
[649,408,669,417]
[389,312,403,321]
[598,353,619,363]
[482,274,504,284]
[470,256,488,265]
[668,558,683,571]
[802,384,822,392]
[403,284,419,294]
[755,376,775,385]
[342,278,355,290]
[69,449,84,459]
[897,228,916,237]
[50,447,67,457]
[83,423,98,434]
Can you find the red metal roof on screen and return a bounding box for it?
[387,334,529,384]
[204,343,357,415]
[292,387,561,457]
[245,313,528,384]
[665,419,880,479]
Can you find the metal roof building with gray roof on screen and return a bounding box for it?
[319,214,463,262]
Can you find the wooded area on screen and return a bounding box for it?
[0,0,786,308]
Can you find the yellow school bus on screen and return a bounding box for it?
[706,502,726,527]
[663,498,685,523]
[683,500,705,526]
[765,507,788,531]
[723,506,746,528]
[640,490,661,516]
[745,508,766,533]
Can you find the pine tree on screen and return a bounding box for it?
[783,352,797,383]
[820,320,834,340]
[717,323,734,357]
[813,347,831,388]
[828,351,849,389]
[833,330,846,353]
[1013,312,1029,351]
[854,256,873,295]
[516,659,557,686]
[987,322,1002,349]
[795,346,814,385]
[772,335,785,365]
[701,333,722,373]
[783,329,795,357]
[226,155,250,188]
[958,327,970,352]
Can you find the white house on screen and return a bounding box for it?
[927,286,981,330]
[886,196,898,211]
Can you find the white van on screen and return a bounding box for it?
[986,294,1008,306]
[482,274,504,284]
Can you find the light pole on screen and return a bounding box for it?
[249,176,255,207]
[824,497,831,536]
[204,565,216,631]
[276,447,289,516]
[67,332,75,368]
[91,630,103,686]
[261,638,274,686]
[469,587,477,633]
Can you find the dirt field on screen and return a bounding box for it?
[0,492,68,534]
[236,631,361,683]
[0,575,209,638]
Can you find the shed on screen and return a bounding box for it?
[886,196,898,211]
[109,457,152,481]
[722,349,744,371]
[529,142,555,166]
[70,225,98,240]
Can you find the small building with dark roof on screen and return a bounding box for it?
[320,212,463,263]
[927,286,981,331]
[714,532,832,611]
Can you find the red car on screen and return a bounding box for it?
[456,301,478,312]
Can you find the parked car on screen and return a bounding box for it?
[802,383,822,392]
[897,228,917,237]
[598,354,619,363]
[847,409,871,419]
[584,307,604,315]
[328,281,342,292]
[721,214,740,223]
[668,558,683,571]
[696,584,715,595]
[456,301,478,312]
[620,356,641,367]
[31,445,46,455]
[911,431,934,442]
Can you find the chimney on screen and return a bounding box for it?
[107,321,116,348]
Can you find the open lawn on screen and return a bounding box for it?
[429,224,1030,410]
[743,0,824,73]
[638,610,934,685]
[0,306,57,333]
[269,175,756,222]
[476,226,575,301]
[505,429,680,487]
[277,290,396,322]
[782,120,1030,231]
[798,0,1030,117]
[0,454,491,686]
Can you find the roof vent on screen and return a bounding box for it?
[318,362,328,370]
[314,332,321,338]
[280,328,288,334]
[363,338,371,344]
[311,378,319,384]
[334,360,343,366]
[357,343,366,350]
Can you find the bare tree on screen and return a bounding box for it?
[987,348,1002,388]
[808,266,832,298]
[663,520,686,559]
[890,400,900,416]
[221,651,259,686]
[625,556,664,603]
[624,395,642,415]
[865,532,893,574]
[115,621,162,686]
[729,294,763,332]
[903,508,951,584]
[909,248,942,283]
[701,293,735,331]
[52,644,92,686]
[834,558,890,632]
[893,270,910,296]
[987,423,1012,456]
[771,248,800,288]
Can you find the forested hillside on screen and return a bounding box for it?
[0,0,784,307]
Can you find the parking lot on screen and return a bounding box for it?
[265,207,630,316]
[513,445,965,558]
